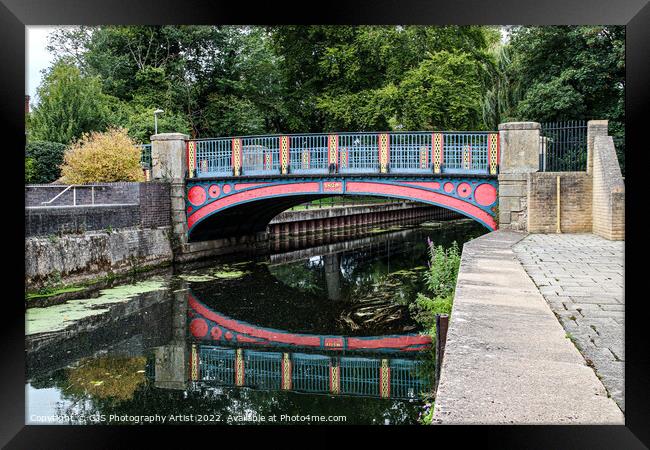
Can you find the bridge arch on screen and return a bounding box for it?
[186,177,497,241]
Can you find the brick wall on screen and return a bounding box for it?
[139,182,171,228]
[592,136,625,240]
[527,172,593,233]
[25,182,171,237]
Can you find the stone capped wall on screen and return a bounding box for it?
[592,136,625,240]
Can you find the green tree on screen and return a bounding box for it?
[42,25,516,139]
[24,141,67,183]
[505,26,625,170]
[48,26,287,138]
[271,25,499,132]
[395,51,485,130]
[29,61,113,144]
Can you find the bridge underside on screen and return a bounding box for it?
[185,175,498,242]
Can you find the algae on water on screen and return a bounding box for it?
[213,269,247,279]
[177,274,217,282]
[25,279,166,336]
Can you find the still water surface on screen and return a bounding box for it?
[26,219,485,425]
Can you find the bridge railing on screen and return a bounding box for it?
[186,131,499,178]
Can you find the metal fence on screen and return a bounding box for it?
[139,144,152,170]
[187,131,498,178]
[539,121,588,172]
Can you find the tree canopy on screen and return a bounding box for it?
[30,25,625,171]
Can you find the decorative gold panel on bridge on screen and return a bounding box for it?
[463,145,472,170]
[432,133,443,174]
[232,138,242,176]
[328,134,338,167]
[330,361,340,395]
[378,133,389,173]
[280,136,290,174]
[187,141,196,178]
[488,133,499,175]
[190,344,199,381]
[235,348,245,386]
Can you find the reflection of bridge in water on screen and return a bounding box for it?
[186,344,431,400]
[188,292,431,352]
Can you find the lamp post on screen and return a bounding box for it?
[154,109,164,134]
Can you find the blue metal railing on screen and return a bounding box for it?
[186,131,498,178]
[139,144,152,170]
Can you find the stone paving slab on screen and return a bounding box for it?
[432,231,623,425]
[513,234,625,412]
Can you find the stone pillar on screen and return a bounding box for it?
[151,133,189,181]
[151,133,190,250]
[497,122,541,231]
[587,120,608,175]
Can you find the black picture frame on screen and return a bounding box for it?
[1,0,648,447]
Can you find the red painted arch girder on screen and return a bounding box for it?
[187,180,496,231]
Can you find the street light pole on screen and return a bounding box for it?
[154,109,164,134]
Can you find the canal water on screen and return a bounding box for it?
[26,219,485,425]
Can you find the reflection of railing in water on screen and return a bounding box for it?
[195,345,431,400]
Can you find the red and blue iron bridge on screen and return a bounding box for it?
[184,131,499,241]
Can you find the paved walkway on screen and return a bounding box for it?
[432,231,623,425]
[513,234,624,411]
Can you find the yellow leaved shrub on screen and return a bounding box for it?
[60,127,144,183]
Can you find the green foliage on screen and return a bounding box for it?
[114,103,190,143]
[24,140,67,183]
[410,240,461,335]
[425,241,461,298]
[505,26,625,172]
[41,25,624,174]
[396,51,484,130]
[29,61,113,144]
[272,25,498,132]
[25,157,36,183]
